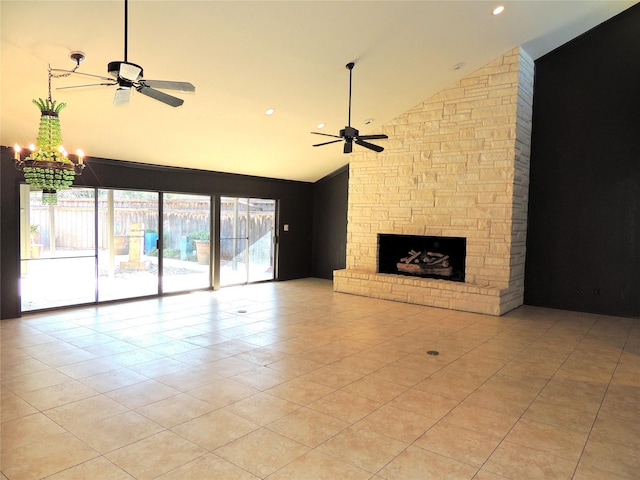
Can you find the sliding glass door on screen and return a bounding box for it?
[97,189,159,302]
[20,186,97,311]
[20,188,274,312]
[220,197,276,286]
[162,193,211,293]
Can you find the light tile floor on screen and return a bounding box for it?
[1,278,638,479]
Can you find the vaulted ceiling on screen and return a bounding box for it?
[2,1,636,182]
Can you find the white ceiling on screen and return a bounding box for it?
[2,1,636,182]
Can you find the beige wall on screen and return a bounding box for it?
[334,47,534,316]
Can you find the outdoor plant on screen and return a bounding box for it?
[189,230,210,241]
[188,230,210,264]
[30,224,40,244]
[187,230,209,250]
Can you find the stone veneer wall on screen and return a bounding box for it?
[334,47,534,316]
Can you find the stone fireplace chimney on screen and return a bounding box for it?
[334,47,534,316]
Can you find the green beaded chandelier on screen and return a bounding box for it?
[13,64,85,205]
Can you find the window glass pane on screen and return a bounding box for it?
[97,189,159,301]
[220,197,248,286]
[163,193,211,292]
[20,185,96,311]
[248,198,275,283]
[220,197,275,286]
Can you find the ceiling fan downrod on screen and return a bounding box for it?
[123,0,129,62]
[346,62,354,127]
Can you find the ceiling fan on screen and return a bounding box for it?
[57,0,195,107]
[311,62,388,154]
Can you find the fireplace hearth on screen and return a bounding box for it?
[378,234,466,282]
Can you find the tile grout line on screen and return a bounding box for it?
[568,316,635,480]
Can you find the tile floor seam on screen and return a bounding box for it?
[483,314,634,480]
[409,314,584,477]
[476,363,581,475]
[213,427,312,478]
[323,374,473,476]
[568,318,633,480]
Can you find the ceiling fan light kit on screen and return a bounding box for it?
[311,62,388,154]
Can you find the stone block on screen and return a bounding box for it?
[441,139,485,152]
[408,109,444,122]
[435,196,477,208]
[471,104,517,120]
[488,71,519,86]
[431,87,467,102]
[387,207,412,219]
[451,218,478,228]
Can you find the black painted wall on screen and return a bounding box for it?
[311,166,348,279]
[1,150,23,319]
[524,4,640,317]
[1,148,314,319]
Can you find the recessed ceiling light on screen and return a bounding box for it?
[317,123,325,129]
[363,118,374,125]
[265,108,275,115]
[453,62,465,71]
[492,5,505,16]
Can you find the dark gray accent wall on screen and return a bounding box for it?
[1,152,23,319]
[1,149,314,319]
[311,165,348,279]
[524,4,640,317]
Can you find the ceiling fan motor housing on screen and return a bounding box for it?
[341,126,358,139]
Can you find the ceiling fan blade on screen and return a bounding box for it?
[57,82,117,90]
[358,134,388,140]
[355,139,384,152]
[114,87,132,105]
[344,141,353,154]
[141,80,195,92]
[313,139,343,147]
[311,132,342,139]
[120,63,142,81]
[136,85,184,107]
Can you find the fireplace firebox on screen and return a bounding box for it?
[378,234,466,282]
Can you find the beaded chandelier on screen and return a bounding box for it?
[13,64,85,205]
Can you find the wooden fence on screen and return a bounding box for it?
[29,198,274,255]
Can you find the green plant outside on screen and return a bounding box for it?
[188,230,210,241]
[186,230,209,253]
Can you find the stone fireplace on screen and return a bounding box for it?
[334,47,534,316]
